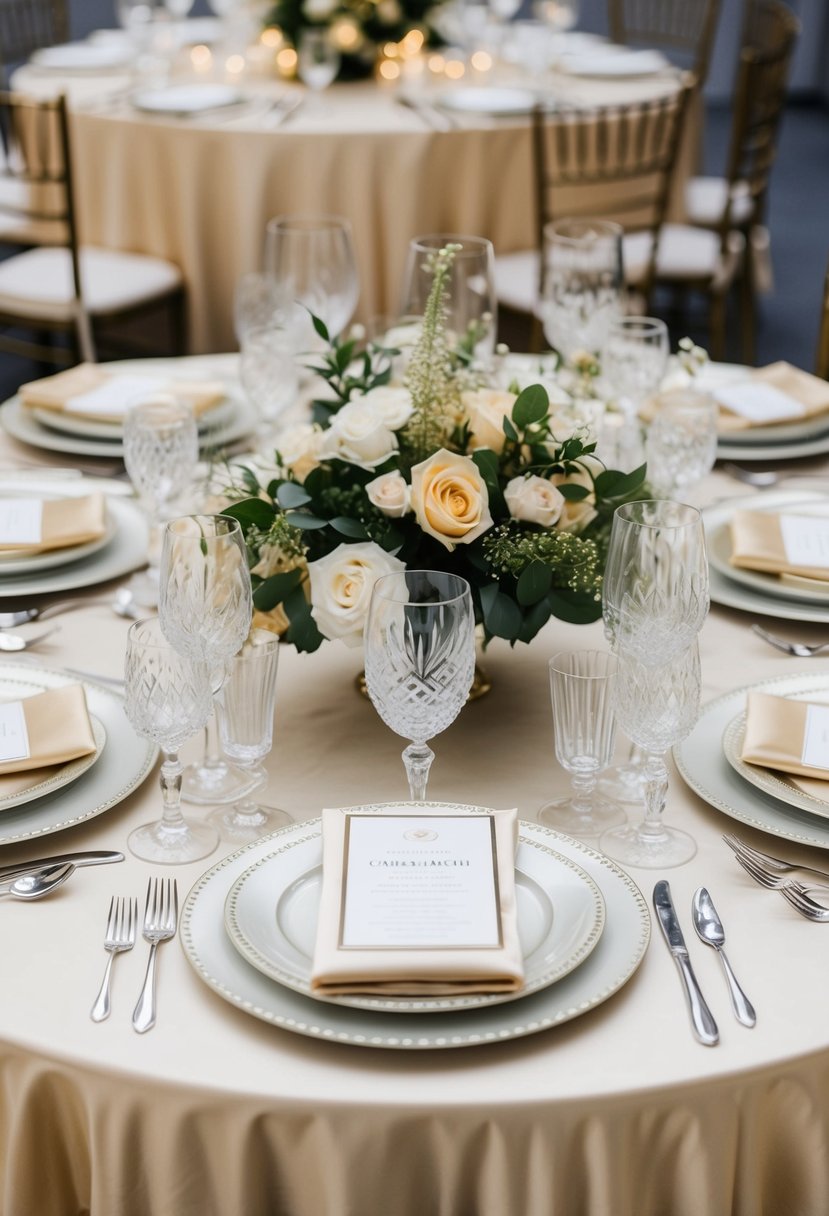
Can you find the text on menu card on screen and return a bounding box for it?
[0,702,30,764]
[802,704,829,770]
[779,514,829,570]
[339,814,502,950]
[0,499,43,545]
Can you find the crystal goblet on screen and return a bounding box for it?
[401,234,496,362]
[541,218,624,361]
[364,570,476,801]
[645,389,718,499]
[264,213,359,344]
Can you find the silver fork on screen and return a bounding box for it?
[723,834,829,883]
[751,625,829,658]
[132,878,178,1034]
[90,896,138,1023]
[778,884,829,921]
[730,849,829,898]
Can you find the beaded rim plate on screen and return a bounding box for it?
[722,698,829,821]
[0,710,106,812]
[181,804,650,1051]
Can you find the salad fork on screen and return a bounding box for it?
[723,834,829,884]
[90,896,138,1023]
[778,884,829,922]
[731,850,829,898]
[751,625,829,658]
[132,878,178,1034]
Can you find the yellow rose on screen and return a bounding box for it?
[410,449,493,551]
[462,389,517,454]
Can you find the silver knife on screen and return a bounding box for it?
[0,851,123,882]
[653,880,719,1046]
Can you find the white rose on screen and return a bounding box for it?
[352,385,414,431]
[275,423,324,482]
[322,400,398,470]
[365,470,411,518]
[504,476,565,528]
[462,389,518,454]
[308,542,405,646]
[303,0,338,18]
[551,456,601,534]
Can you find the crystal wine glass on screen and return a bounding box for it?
[123,395,199,607]
[297,28,341,95]
[210,630,290,842]
[123,617,218,863]
[264,214,359,345]
[234,271,291,347]
[600,639,701,868]
[600,316,669,472]
[541,218,624,361]
[159,514,254,804]
[401,234,497,362]
[645,388,718,500]
[239,325,299,439]
[538,649,625,839]
[364,570,476,801]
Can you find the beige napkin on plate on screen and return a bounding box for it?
[741,690,829,781]
[0,493,106,555]
[311,805,525,997]
[19,363,223,425]
[717,362,829,432]
[729,508,829,583]
[0,685,97,779]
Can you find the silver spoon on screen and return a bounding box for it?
[692,887,756,1027]
[111,588,143,620]
[0,863,75,900]
[0,625,61,652]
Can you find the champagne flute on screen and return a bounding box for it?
[297,28,341,95]
[541,218,624,361]
[123,618,218,863]
[159,514,253,804]
[264,214,359,344]
[364,570,475,800]
[401,234,497,362]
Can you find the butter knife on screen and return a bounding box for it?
[653,880,719,1046]
[0,850,123,882]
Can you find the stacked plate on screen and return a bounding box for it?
[0,478,148,599]
[703,488,829,624]
[695,362,829,463]
[0,663,155,845]
[676,672,829,851]
[181,803,650,1050]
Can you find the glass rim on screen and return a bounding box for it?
[612,499,702,530]
[409,233,494,259]
[127,616,189,655]
[162,513,243,538]
[370,569,472,606]
[265,213,353,235]
[124,394,193,421]
[548,650,617,679]
[543,218,623,245]
[607,315,668,337]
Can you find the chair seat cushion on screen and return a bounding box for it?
[684,175,755,227]
[0,245,182,322]
[625,224,739,285]
[493,250,539,316]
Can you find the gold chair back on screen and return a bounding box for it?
[608,0,722,82]
[0,0,68,78]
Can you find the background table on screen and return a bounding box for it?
[11,63,699,353]
[1,369,829,1214]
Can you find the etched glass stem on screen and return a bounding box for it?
[640,751,669,840]
[159,751,186,831]
[402,744,435,802]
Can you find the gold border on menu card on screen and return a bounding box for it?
[338,813,503,951]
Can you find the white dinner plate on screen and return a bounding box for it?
[0,491,147,598]
[0,663,155,845]
[556,49,670,76]
[0,498,115,575]
[706,490,829,607]
[716,429,829,462]
[722,701,829,821]
[224,835,605,1013]
[1,395,257,459]
[703,491,829,624]
[30,42,134,71]
[131,85,244,115]
[0,707,105,812]
[182,807,650,1051]
[435,87,538,115]
[31,398,227,441]
[675,672,829,850]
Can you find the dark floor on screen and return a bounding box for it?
[0,98,827,402]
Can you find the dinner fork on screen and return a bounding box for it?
[751,625,829,658]
[723,834,829,883]
[778,884,829,922]
[90,896,138,1023]
[132,878,178,1034]
[730,849,829,898]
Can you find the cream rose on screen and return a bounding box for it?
[504,476,565,528]
[308,542,405,646]
[352,385,414,431]
[410,449,493,551]
[365,470,411,518]
[322,400,398,470]
[551,457,600,534]
[275,423,324,483]
[462,389,518,454]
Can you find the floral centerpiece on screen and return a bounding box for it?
[264,0,441,80]
[223,245,647,654]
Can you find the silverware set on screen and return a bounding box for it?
[724,833,829,920]
[90,879,179,1032]
[653,879,756,1046]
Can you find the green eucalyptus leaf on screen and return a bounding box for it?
[330,516,370,539]
[481,586,522,640]
[518,597,551,644]
[516,560,552,606]
[502,415,519,443]
[512,384,549,429]
[548,590,603,625]
[557,483,592,502]
[276,482,312,509]
[594,464,648,499]
[252,568,304,611]
[222,498,275,531]
[311,314,330,343]
[284,511,329,531]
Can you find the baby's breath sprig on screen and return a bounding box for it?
[482,523,603,597]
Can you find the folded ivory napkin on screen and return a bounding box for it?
[716,362,829,432]
[19,363,223,425]
[0,685,97,780]
[0,493,106,555]
[729,508,829,584]
[741,691,829,788]
[310,805,525,997]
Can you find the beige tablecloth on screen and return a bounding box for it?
[10,65,700,353]
[2,361,829,1215]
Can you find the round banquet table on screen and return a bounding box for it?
[2,364,829,1215]
[10,56,699,354]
